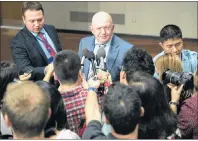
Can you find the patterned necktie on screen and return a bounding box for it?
[38,32,56,58]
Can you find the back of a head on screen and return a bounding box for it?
[54,50,81,84]
[128,71,167,118]
[123,47,155,80]
[103,82,141,135]
[160,24,182,42]
[128,71,177,139]
[36,81,67,135]
[155,54,183,80]
[22,2,44,16]
[2,81,50,139]
[0,61,19,104]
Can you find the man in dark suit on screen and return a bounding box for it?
[10,2,62,81]
[78,11,133,82]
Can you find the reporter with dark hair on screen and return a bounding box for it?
[122,47,155,76]
[53,50,103,136]
[124,71,178,139]
[153,24,197,78]
[83,80,143,139]
[118,47,155,85]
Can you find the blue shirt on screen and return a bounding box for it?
[88,38,112,79]
[31,28,57,63]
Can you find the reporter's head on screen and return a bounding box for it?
[103,82,142,135]
[2,81,50,139]
[53,50,81,85]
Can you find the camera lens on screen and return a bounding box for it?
[162,69,194,91]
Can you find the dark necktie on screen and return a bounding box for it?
[99,44,106,48]
[38,32,56,58]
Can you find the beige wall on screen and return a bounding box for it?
[41,2,197,38]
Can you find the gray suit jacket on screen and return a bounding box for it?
[78,34,133,81]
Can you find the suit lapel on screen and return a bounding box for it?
[106,35,119,72]
[24,26,48,63]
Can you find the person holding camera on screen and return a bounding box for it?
[153,24,197,78]
[176,69,198,139]
[154,54,194,112]
[168,68,198,139]
[155,54,198,139]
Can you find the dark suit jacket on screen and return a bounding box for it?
[10,24,62,81]
[78,34,133,81]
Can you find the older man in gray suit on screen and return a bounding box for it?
[78,11,133,82]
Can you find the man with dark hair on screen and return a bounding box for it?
[119,47,155,84]
[153,24,197,76]
[53,50,102,136]
[83,82,143,139]
[2,81,51,139]
[10,2,62,81]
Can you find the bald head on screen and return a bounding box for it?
[92,11,113,25]
[90,11,114,44]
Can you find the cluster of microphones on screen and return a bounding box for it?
[81,47,107,76]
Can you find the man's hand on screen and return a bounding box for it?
[43,63,54,82]
[97,69,111,84]
[45,63,54,74]
[88,77,100,89]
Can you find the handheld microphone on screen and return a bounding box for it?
[85,51,97,76]
[96,47,106,71]
[81,48,88,71]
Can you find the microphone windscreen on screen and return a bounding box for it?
[83,48,88,57]
[96,47,106,60]
[85,51,95,60]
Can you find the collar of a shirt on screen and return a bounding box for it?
[95,37,112,47]
[60,85,85,97]
[30,28,45,37]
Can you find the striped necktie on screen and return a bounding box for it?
[38,32,56,58]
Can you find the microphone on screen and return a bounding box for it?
[96,47,106,71]
[81,48,88,71]
[85,50,97,76]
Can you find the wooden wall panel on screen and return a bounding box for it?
[1,2,23,20]
[1,28,197,61]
